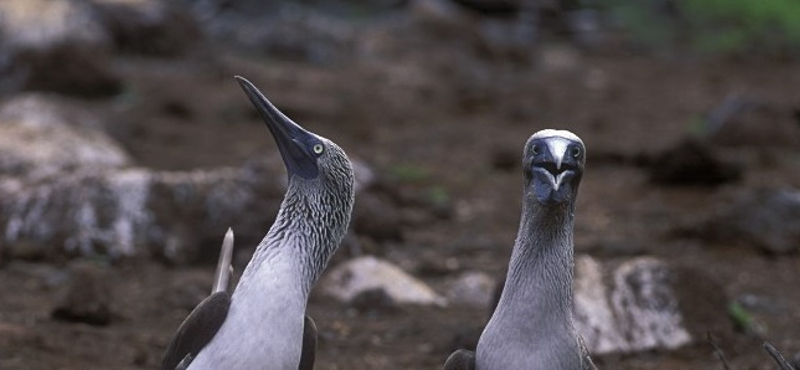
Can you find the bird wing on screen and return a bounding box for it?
[299,315,318,370]
[162,229,235,370]
[161,291,231,370]
[443,349,476,370]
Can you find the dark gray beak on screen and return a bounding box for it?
[528,137,584,205]
[236,76,320,180]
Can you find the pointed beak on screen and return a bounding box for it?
[529,137,584,205]
[236,76,319,180]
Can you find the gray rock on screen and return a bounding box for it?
[705,187,800,254]
[0,166,284,262]
[445,271,495,308]
[321,256,447,307]
[0,94,131,180]
[0,0,121,96]
[573,255,728,355]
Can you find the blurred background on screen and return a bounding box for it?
[0,0,799,369]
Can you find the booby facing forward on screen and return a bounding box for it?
[444,129,596,370]
[161,76,355,370]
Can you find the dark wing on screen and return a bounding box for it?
[161,291,231,370]
[299,315,318,370]
[764,341,797,370]
[578,335,598,370]
[443,349,475,370]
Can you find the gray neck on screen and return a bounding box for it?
[497,198,577,336]
[238,183,350,298]
[477,195,580,369]
[504,202,574,326]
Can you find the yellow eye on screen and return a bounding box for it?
[313,144,324,154]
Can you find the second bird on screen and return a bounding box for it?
[444,129,596,370]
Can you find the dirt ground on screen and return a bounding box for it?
[1,40,800,369]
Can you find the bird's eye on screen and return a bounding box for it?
[571,147,581,158]
[531,145,539,155]
[313,144,324,155]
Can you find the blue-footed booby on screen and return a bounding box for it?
[444,129,596,370]
[161,76,355,370]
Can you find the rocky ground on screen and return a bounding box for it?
[1,1,799,369]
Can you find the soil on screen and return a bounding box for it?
[1,39,800,369]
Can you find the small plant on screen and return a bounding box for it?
[728,301,767,337]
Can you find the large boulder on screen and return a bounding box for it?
[0,165,284,263]
[573,255,729,355]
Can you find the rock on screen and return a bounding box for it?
[0,0,121,96]
[704,187,800,254]
[0,165,285,262]
[52,261,114,326]
[573,256,627,354]
[573,255,728,355]
[647,137,742,186]
[321,256,447,306]
[91,0,202,56]
[606,258,692,351]
[444,271,495,308]
[0,95,131,180]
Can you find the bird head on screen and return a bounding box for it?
[236,76,355,214]
[523,129,585,206]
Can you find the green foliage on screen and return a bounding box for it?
[599,0,800,55]
[728,301,767,337]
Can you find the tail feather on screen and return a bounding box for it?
[212,228,235,294]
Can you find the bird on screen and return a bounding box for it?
[443,129,596,370]
[161,76,355,370]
